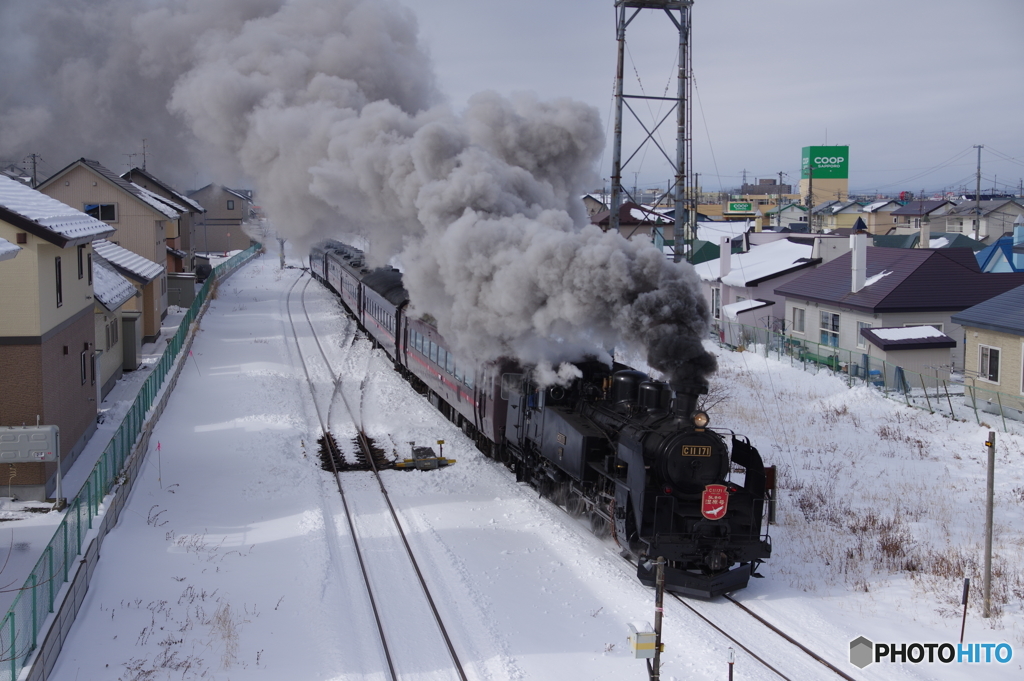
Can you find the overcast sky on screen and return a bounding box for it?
[410,0,1024,196]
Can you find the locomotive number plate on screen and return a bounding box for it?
[681,445,712,457]
[556,433,567,446]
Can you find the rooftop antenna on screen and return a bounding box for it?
[142,138,148,171]
[609,0,694,263]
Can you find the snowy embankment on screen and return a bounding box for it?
[45,259,1023,680]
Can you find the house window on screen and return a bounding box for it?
[87,253,93,284]
[711,287,721,320]
[227,199,235,210]
[77,245,86,279]
[820,311,839,347]
[55,257,63,307]
[792,307,805,334]
[80,350,88,385]
[856,322,871,348]
[84,203,116,221]
[979,345,1000,383]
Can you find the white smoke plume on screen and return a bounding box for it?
[1,0,716,385]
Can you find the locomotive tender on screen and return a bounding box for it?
[310,240,772,597]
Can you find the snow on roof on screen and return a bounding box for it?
[91,255,137,311]
[0,237,20,262]
[871,326,945,341]
[721,298,772,319]
[693,238,813,285]
[0,175,115,243]
[862,269,893,287]
[695,220,749,243]
[929,237,949,248]
[91,239,164,282]
[863,201,893,213]
[129,183,182,220]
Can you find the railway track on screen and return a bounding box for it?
[286,272,469,681]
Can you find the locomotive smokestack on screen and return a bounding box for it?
[670,379,708,420]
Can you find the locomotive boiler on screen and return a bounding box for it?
[501,363,772,598]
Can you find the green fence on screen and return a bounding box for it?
[714,319,1024,432]
[0,245,262,680]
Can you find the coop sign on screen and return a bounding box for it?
[801,145,850,179]
[701,484,729,520]
[0,425,59,463]
[726,202,753,213]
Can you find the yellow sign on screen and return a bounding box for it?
[681,445,712,457]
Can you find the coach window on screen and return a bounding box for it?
[429,341,438,364]
[446,352,454,374]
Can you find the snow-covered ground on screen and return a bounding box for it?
[33,256,1024,680]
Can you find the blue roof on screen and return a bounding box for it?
[976,236,1024,273]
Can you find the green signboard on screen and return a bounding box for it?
[801,146,849,179]
[726,201,753,213]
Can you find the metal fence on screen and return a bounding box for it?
[0,245,262,681]
[714,319,1024,432]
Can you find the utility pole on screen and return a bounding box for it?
[609,1,693,262]
[778,170,785,228]
[142,138,148,171]
[973,144,983,240]
[24,153,41,187]
[983,431,995,618]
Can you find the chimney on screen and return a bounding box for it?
[811,237,822,260]
[719,236,731,278]
[918,221,928,249]
[851,233,867,293]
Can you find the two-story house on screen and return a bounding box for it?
[940,199,1024,244]
[0,175,115,500]
[187,184,254,254]
[37,159,172,343]
[122,167,206,273]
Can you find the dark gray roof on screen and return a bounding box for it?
[950,283,1024,336]
[945,199,1024,217]
[860,326,957,351]
[891,200,952,217]
[774,246,1024,313]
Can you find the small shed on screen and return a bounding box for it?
[719,299,774,348]
[858,326,957,384]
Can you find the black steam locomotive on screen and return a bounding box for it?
[310,240,772,597]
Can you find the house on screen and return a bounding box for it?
[774,235,1024,371]
[91,253,137,399]
[975,219,1024,272]
[815,200,864,231]
[762,202,808,231]
[36,158,173,341]
[187,184,254,253]
[591,201,674,240]
[861,200,903,235]
[950,283,1024,420]
[694,235,850,332]
[581,194,607,217]
[0,175,115,500]
[91,239,165,347]
[890,200,955,229]
[122,167,206,273]
[941,199,1024,244]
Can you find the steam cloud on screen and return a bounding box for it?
[0,0,716,385]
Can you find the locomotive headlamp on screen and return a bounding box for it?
[692,411,710,428]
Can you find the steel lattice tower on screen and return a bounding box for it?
[609,0,693,263]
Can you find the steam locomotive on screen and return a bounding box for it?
[310,240,772,597]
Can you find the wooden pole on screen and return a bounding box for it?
[983,432,995,618]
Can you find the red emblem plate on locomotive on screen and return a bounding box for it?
[701,484,729,520]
